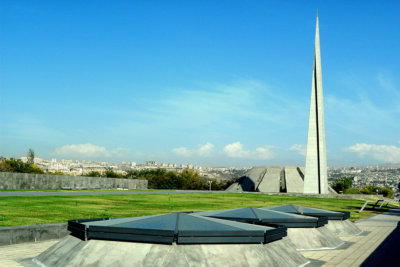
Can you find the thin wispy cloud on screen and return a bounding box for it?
[198,142,214,156]
[172,142,214,157]
[54,143,110,157]
[53,143,129,159]
[345,143,400,163]
[325,71,400,142]
[290,144,306,156]
[377,72,400,100]
[172,147,192,157]
[99,79,306,144]
[223,142,275,159]
[139,80,300,126]
[172,141,274,161]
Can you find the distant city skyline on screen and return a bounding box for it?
[17,155,400,169]
[1,1,400,167]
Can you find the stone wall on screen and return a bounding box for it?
[0,172,147,190]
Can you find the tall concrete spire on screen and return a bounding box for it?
[304,13,328,194]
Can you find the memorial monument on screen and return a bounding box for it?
[227,14,331,195]
[304,13,329,194]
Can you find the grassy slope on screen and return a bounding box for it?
[0,193,394,227]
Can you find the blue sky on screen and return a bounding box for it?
[1,1,399,167]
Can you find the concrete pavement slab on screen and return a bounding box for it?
[0,239,58,267]
[300,208,400,266]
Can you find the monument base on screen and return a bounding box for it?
[288,226,344,250]
[22,235,309,267]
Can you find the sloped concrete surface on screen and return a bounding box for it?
[224,182,243,192]
[257,166,280,193]
[24,235,309,267]
[325,219,362,237]
[288,226,344,251]
[225,166,267,192]
[284,166,304,193]
[246,166,268,188]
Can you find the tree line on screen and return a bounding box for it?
[331,177,393,198]
[85,168,235,190]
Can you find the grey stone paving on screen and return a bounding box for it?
[0,239,59,267]
[300,208,400,266]
[1,209,399,266]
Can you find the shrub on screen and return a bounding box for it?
[84,171,102,177]
[127,168,233,190]
[0,158,44,174]
[331,177,353,193]
[104,168,123,178]
[344,188,361,194]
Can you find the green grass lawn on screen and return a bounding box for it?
[0,193,395,227]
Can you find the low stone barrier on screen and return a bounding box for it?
[0,172,147,190]
[0,223,69,246]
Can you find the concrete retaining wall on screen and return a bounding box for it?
[0,172,148,190]
[0,223,69,246]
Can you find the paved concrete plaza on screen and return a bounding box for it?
[1,208,399,267]
[301,208,400,266]
[0,239,59,267]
